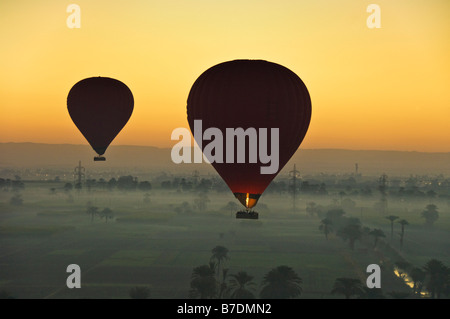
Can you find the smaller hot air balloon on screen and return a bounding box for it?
[67,77,134,161]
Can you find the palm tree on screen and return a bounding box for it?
[421,204,439,226]
[86,205,98,222]
[260,266,302,299]
[385,215,399,241]
[218,268,229,299]
[398,219,409,249]
[423,259,449,299]
[369,229,385,249]
[100,207,113,223]
[189,264,217,299]
[210,246,229,278]
[331,278,363,299]
[319,218,333,240]
[337,223,362,250]
[227,271,256,299]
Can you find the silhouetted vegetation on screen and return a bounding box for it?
[369,228,386,249]
[398,219,409,249]
[336,220,362,250]
[1,169,448,299]
[319,218,333,240]
[259,266,302,299]
[331,278,363,299]
[226,271,256,299]
[86,205,99,223]
[421,204,439,226]
[423,259,449,299]
[100,208,114,223]
[189,264,217,299]
[385,215,399,240]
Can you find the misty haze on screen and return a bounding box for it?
[0,143,449,299]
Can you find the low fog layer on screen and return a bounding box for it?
[0,157,449,299]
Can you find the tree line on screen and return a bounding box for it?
[317,204,442,252]
[63,175,152,192]
[188,246,303,299]
[183,245,450,299]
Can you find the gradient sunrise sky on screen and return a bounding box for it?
[1,0,449,152]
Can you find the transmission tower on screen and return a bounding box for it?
[289,164,301,211]
[74,161,85,189]
[378,173,388,214]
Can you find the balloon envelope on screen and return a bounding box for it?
[187,60,311,209]
[67,77,134,158]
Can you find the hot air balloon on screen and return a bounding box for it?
[67,77,134,161]
[187,60,311,219]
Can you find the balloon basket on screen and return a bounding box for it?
[236,211,259,220]
[94,156,106,161]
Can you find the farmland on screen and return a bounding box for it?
[0,174,449,299]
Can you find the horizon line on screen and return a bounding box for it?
[0,141,449,154]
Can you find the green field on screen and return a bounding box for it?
[0,180,449,299]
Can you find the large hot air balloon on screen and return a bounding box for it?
[187,60,311,219]
[67,77,134,161]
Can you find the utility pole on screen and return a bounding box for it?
[74,161,85,190]
[289,164,300,211]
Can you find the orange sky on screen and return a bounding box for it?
[1,0,449,152]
